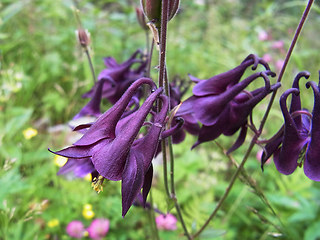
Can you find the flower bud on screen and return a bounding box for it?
[140,0,180,25]
[76,29,90,48]
[135,7,149,30]
[168,0,180,20]
[141,0,161,24]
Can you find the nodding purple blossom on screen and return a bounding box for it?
[73,78,105,120]
[177,54,280,152]
[261,71,320,181]
[50,78,172,216]
[83,50,147,104]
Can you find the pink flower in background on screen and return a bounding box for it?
[258,30,270,41]
[271,40,284,50]
[155,214,177,231]
[66,221,85,239]
[87,218,110,240]
[262,53,273,63]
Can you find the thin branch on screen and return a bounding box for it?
[84,48,97,84]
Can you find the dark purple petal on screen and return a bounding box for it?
[142,164,153,207]
[57,158,95,177]
[172,128,186,144]
[182,113,200,135]
[227,124,247,154]
[192,54,270,97]
[73,78,105,120]
[193,71,270,126]
[48,145,93,159]
[192,58,253,97]
[104,50,141,68]
[82,76,116,99]
[104,56,118,68]
[224,82,280,135]
[275,89,308,175]
[290,71,310,129]
[73,123,93,132]
[188,74,202,83]
[91,88,163,180]
[161,117,184,140]
[75,78,156,146]
[122,150,145,217]
[304,81,320,181]
[130,94,169,170]
[192,107,230,149]
[261,133,283,170]
[176,96,196,116]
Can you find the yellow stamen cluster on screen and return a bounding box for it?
[91,175,104,193]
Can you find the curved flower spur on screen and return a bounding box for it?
[261,71,320,181]
[49,78,172,216]
[177,54,279,152]
[83,50,147,104]
[261,72,311,171]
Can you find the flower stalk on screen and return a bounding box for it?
[155,0,192,239]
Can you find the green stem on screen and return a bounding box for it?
[146,39,155,79]
[162,140,171,198]
[149,191,160,240]
[157,0,191,239]
[84,48,97,84]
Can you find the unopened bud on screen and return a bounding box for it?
[168,0,180,20]
[136,7,149,30]
[76,29,90,48]
[92,175,105,193]
[141,0,161,26]
[140,0,180,26]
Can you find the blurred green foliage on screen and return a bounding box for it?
[1,0,320,239]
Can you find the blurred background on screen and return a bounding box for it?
[1,0,320,239]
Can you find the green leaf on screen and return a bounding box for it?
[3,107,33,139]
[1,0,28,24]
[199,228,227,239]
[167,198,175,213]
[304,221,320,240]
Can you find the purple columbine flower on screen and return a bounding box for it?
[83,50,147,104]
[304,79,320,180]
[73,78,105,120]
[87,218,110,240]
[66,220,85,239]
[177,54,279,152]
[120,93,170,216]
[272,88,310,175]
[261,71,320,181]
[261,72,310,172]
[50,78,171,216]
